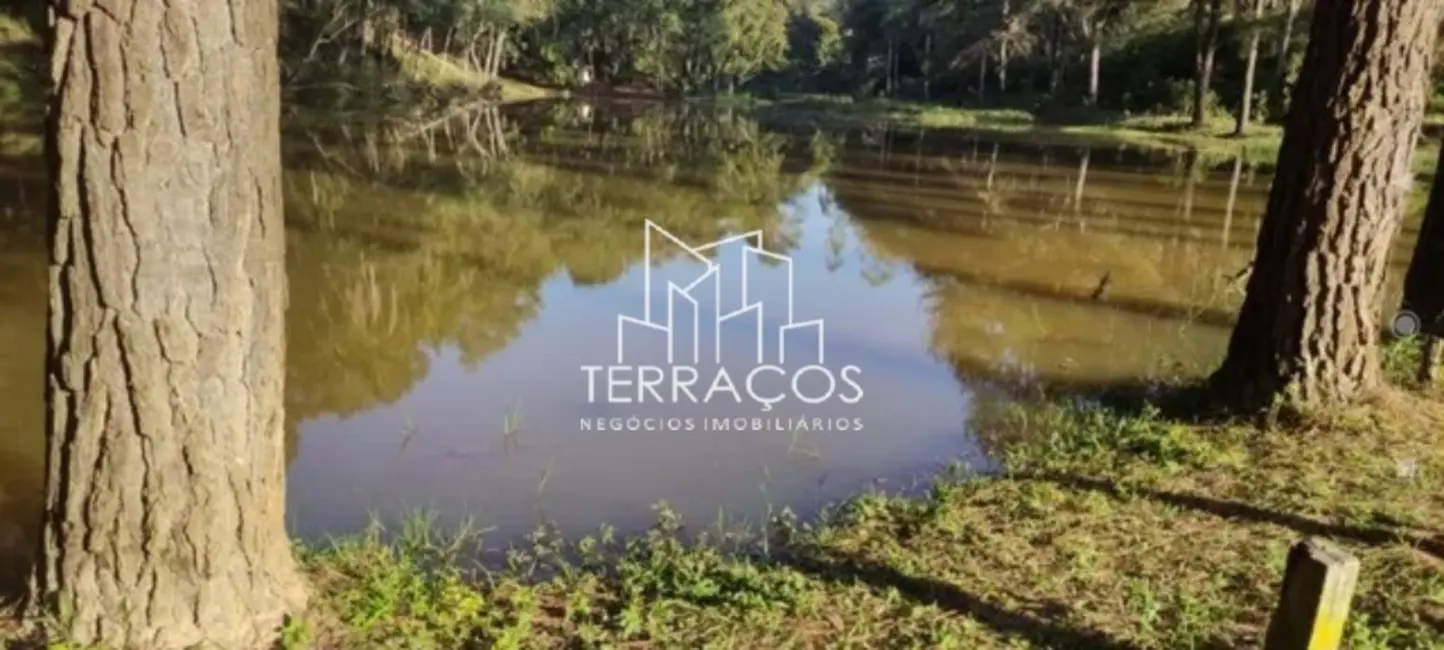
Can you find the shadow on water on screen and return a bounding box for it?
[0,100,1430,590]
[0,155,44,600]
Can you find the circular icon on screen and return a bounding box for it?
[1392,310,1421,337]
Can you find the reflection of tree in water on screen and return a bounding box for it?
[0,168,46,593]
[0,105,820,587]
[281,103,815,421]
[825,144,1248,396]
[0,235,44,596]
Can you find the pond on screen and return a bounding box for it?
[0,100,1422,580]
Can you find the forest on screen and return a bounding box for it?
[275,0,1333,124]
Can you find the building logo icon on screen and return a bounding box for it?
[581,220,863,413]
[617,220,825,366]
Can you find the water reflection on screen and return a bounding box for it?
[1,101,1421,568]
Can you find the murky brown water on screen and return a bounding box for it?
[0,101,1423,575]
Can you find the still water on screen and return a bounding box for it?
[0,101,1420,576]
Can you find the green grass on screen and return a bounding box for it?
[249,372,1443,648]
[736,92,1442,173]
[7,360,1444,647]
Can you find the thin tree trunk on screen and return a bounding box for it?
[1073,148,1090,213]
[1087,36,1101,106]
[1211,0,1441,412]
[978,54,987,100]
[1181,151,1198,231]
[489,29,508,78]
[923,33,932,100]
[1222,155,1244,249]
[998,0,1010,94]
[986,142,999,191]
[1269,0,1303,119]
[1234,0,1265,136]
[1048,14,1063,95]
[33,0,308,646]
[1192,0,1223,127]
[877,39,889,95]
[360,0,374,52]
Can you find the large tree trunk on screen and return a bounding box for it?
[1192,0,1223,127]
[32,0,309,646]
[1233,0,1265,136]
[1210,0,1441,412]
[1269,0,1304,120]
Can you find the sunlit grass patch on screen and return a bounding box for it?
[277,379,1444,648]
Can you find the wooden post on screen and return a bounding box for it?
[1264,537,1361,650]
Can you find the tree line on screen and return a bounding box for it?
[283,0,1333,124]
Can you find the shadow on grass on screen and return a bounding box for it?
[777,550,1168,650]
[1020,471,1444,561]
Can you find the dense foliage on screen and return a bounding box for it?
[277,0,1331,118]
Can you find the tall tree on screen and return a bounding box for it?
[31,0,308,645]
[1210,0,1441,412]
[1267,0,1304,119]
[1191,0,1223,127]
[1232,0,1264,136]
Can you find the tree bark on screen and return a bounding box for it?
[1269,0,1304,119]
[1234,0,1265,136]
[32,0,309,645]
[1210,0,1441,412]
[1192,0,1223,127]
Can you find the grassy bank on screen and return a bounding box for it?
[731,93,1442,173]
[237,350,1442,648]
[7,366,1443,649]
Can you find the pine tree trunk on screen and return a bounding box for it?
[1192,0,1222,127]
[32,0,309,646]
[1234,0,1264,136]
[1211,0,1442,413]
